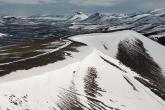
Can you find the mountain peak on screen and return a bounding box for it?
[75,12,85,15]
[67,12,88,22]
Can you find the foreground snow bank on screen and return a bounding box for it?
[0,30,165,109]
[0,48,164,110]
[0,33,7,37]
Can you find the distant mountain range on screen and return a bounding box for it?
[71,9,165,45]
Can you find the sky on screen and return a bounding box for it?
[0,0,165,16]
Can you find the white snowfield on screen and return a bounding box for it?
[70,30,165,73]
[0,33,7,37]
[0,30,165,110]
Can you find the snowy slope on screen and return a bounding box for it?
[0,33,7,37]
[0,30,165,109]
[70,30,165,73]
[0,49,164,110]
[67,12,88,22]
[70,30,165,102]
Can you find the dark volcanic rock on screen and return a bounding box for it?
[116,38,165,100]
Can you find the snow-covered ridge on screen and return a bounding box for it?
[70,30,165,102]
[67,12,89,22]
[0,30,165,109]
[70,30,165,72]
[0,48,164,110]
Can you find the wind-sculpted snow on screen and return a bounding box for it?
[0,48,165,110]
[70,30,165,101]
[116,38,165,100]
[70,30,165,72]
[56,67,115,110]
[0,30,165,109]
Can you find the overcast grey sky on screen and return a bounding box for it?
[0,0,165,16]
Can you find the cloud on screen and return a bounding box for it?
[1,0,165,16]
[0,0,120,6]
[0,0,56,5]
[69,0,120,6]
